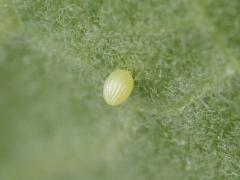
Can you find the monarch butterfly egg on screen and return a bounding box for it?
[103,69,134,106]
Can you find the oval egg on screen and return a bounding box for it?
[103,69,134,106]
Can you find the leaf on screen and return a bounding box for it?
[0,0,240,179]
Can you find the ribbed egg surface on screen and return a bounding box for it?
[103,69,134,106]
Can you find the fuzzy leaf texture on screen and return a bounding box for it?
[0,0,239,180]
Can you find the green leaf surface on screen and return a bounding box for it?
[0,0,240,179]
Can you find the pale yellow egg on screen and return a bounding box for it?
[103,69,134,106]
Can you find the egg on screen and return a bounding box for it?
[103,69,134,106]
